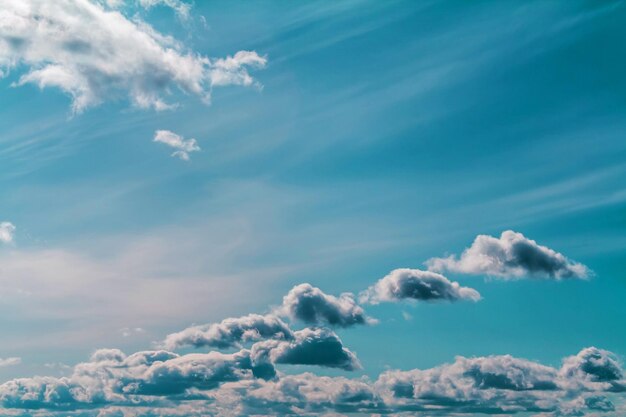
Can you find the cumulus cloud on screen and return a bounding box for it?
[426,230,590,279]
[0,0,267,113]
[0,347,272,410]
[0,347,621,415]
[153,130,201,161]
[360,268,481,304]
[280,284,373,328]
[136,0,191,20]
[0,222,15,243]
[162,314,293,350]
[251,328,361,372]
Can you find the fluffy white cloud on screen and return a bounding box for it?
[360,268,481,304]
[0,222,15,243]
[0,0,267,113]
[153,130,200,161]
[426,230,589,279]
[0,347,621,416]
[162,314,294,350]
[280,284,374,328]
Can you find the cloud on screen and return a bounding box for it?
[251,328,361,371]
[162,314,293,350]
[0,347,272,410]
[0,357,20,367]
[426,230,590,279]
[136,0,191,20]
[0,347,622,415]
[0,222,15,243]
[153,130,201,161]
[360,268,481,304]
[0,0,267,113]
[280,283,373,328]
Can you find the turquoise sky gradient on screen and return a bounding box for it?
[0,1,624,416]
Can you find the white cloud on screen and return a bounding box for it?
[0,222,15,244]
[0,0,267,113]
[136,0,191,20]
[426,230,590,279]
[154,130,200,160]
[360,268,481,304]
[0,357,20,367]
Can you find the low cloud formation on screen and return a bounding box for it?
[163,314,293,350]
[0,222,15,243]
[0,0,267,113]
[280,284,373,328]
[251,328,361,371]
[360,268,481,304]
[0,347,621,416]
[426,230,589,279]
[153,130,201,161]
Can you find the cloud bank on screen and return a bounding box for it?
[426,230,589,279]
[153,130,200,161]
[0,346,620,416]
[0,0,267,113]
[360,268,481,304]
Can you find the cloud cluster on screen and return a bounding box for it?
[426,230,589,279]
[360,268,481,304]
[0,222,15,244]
[163,314,293,350]
[280,283,373,328]
[0,346,620,416]
[153,130,200,161]
[0,0,266,113]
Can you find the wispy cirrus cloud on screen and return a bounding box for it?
[426,230,590,279]
[0,0,267,113]
[153,130,200,161]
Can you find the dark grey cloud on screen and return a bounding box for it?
[426,230,590,279]
[162,314,293,350]
[251,328,361,371]
[280,284,373,328]
[360,268,480,304]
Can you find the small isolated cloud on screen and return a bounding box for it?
[426,230,590,279]
[137,0,191,20]
[280,283,374,328]
[154,130,200,161]
[0,222,15,244]
[251,328,361,371]
[120,327,145,338]
[0,1,267,113]
[0,358,20,367]
[163,314,293,350]
[360,268,481,304]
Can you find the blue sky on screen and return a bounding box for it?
[0,1,624,416]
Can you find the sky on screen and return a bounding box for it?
[0,0,625,416]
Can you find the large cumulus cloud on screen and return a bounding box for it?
[360,268,481,304]
[280,284,373,328]
[162,314,293,350]
[1,347,621,416]
[426,230,589,279]
[0,0,266,113]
